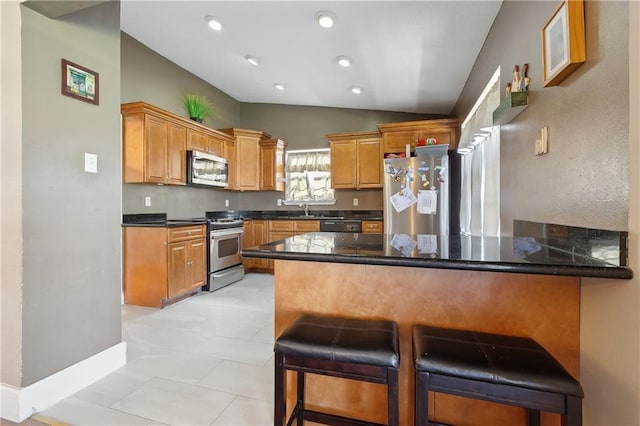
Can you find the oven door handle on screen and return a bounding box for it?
[210,228,244,238]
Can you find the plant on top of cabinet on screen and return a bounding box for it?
[183,93,215,123]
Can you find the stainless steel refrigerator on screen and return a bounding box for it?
[383,149,454,235]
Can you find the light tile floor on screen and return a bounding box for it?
[35,273,275,426]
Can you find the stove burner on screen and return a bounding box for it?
[211,217,242,223]
[207,217,244,230]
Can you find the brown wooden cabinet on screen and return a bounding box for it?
[243,220,270,270]
[167,227,206,297]
[377,118,459,153]
[244,220,320,272]
[327,131,383,189]
[362,220,383,234]
[223,138,236,190]
[219,128,272,191]
[186,128,225,157]
[122,102,233,185]
[267,220,320,270]
[123,224,206,308]
[123,111,186,185]
[260,138,287,191]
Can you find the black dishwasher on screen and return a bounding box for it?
[319,219,362,233]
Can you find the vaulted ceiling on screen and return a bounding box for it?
[120,1,502,115]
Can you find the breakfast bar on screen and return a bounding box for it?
[242,222,631,425]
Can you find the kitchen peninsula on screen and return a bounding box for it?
[242,222,631,425]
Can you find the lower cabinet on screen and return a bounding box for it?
[168,237,206,298]
[243,220,270,270]
[123,225,206,308]
[243,219,320,273]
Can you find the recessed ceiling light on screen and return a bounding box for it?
[350,86,363,95]
[336,56,352,67]
[274,83,286,91]
[245,55,260,66]
[315,11,336,28]
[205,15,222,31]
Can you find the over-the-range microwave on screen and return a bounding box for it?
[186,150,229,187]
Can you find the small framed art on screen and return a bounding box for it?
[61,59,99,105]
[542,0,586,87]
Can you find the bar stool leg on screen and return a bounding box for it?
[527,409,541,426]
[415,371,429,426]
[387,367,399,426]
[274,352,286,426]
[563,396,582,426]
[296,372,305,426]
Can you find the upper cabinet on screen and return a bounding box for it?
[327,131,383,189]
[260,138,287,191]
[219,129,286,192]
[186,129,225,157]
[121,102,233,185]
[377,118,459,153]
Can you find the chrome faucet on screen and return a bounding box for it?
[299,203,310,216]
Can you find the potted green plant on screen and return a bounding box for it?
[183,93,214,123]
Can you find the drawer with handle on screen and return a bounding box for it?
[168,225,206,242]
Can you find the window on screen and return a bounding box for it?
[284,149,335,203]
[458,67,501,237]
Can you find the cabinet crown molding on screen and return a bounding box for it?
[326,130,381,141]
[377,118,459,133]
[218,128,272,140]
[121,101,234,142]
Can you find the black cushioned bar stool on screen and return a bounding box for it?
[274,313,400,426]
[412,325,584,426]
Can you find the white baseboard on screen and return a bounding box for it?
[0,342,126,422]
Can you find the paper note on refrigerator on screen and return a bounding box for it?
[390,190,417,213]
[390,234,417,257]
[417,190,438,214]
[417,234,438,254]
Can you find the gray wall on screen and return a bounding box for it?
[121,34,435,216]
[453,1,637,424]
[453,1,629,235]
[121,33,241,217]
[20,2,122,386]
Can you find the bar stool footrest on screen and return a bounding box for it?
[305,409,387,426]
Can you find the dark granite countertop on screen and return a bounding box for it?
[122,213,206,228]
[230,210,383,221]
[241,230,632,279]
[121,211,381,227]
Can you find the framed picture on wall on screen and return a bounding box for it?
[541,0,586,87]
[61,59,99,105]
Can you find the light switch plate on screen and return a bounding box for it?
[353,198,359,206]
[84,153,98,173]
[535,127,548,156]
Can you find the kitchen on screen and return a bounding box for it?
[1,1,639,426]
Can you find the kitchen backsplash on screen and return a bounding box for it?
[123,183,383,217]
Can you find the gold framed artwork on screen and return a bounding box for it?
[541,0,586,87]
[61,59,99,105]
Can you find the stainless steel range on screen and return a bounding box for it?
[204,216,245,292]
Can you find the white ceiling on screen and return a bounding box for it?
[120,1,502,115]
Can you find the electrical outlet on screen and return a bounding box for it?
[224,199,230,208]
[84,153,98,173]
[144,196,151,207]
[353,198,359,207]
[535,127,549,156]
[277,199,282,207]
